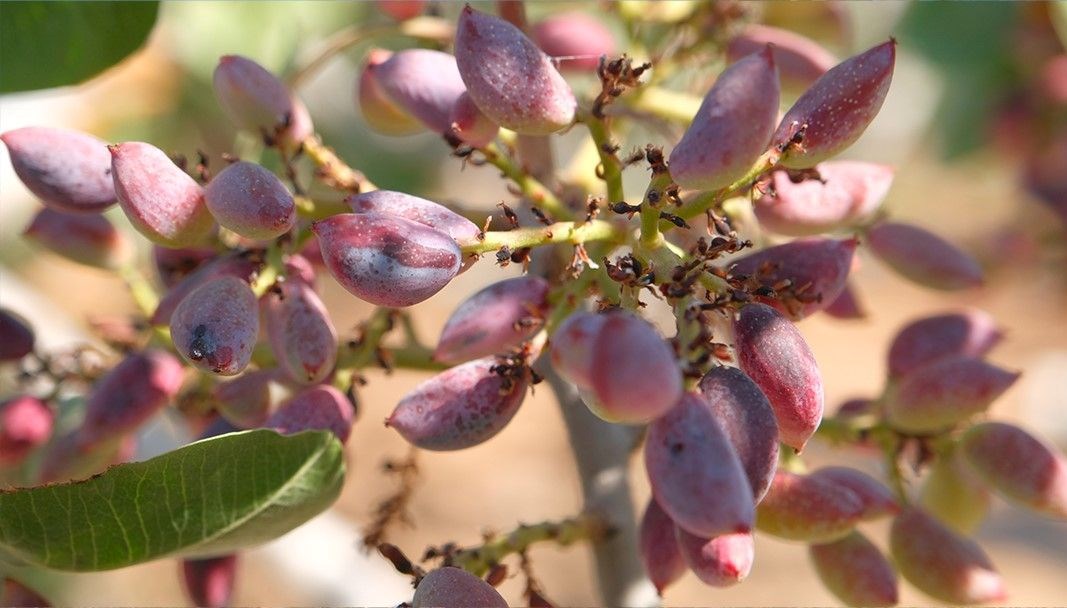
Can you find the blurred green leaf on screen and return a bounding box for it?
[0,1,159,93]
[898,1,1017,68]
[1048,1,1067,52]
[898,1,1020,159]
[158,1,363,77]
[0,429,344,571]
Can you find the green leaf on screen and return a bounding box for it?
[0,429,344,571]
[897,1,1020,160]
[0,1,160,93]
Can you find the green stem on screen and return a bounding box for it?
[624,86,702,124]
[675,149,778,222]
[544,270,599,334]
[460,220,623,255]
[302,135,377,193]
[579,109,625,203]
[480,142,573,220]
[873,426,910,504]
[336,308,395,371]
[294,195,350,221]
[446,513,610,577]
[388,346,446,372]
[779,446,808,473]
[251,243,285,297]
[639,172,673,249]
[119,265,160,318]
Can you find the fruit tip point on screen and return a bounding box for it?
[366,48,392,65]
[759,43,777,67]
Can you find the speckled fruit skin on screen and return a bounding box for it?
[151,253,258,326]
[809,467,899,520]
[753,161,893,236]
[435,276,550,364]
[412,566,508,608]
[866,221,984,290]
[531,11,617,72]
[204,161,296,240]
[170,276,259,376]
[669,46,780,191]
[550,310,683,424]
[698,366,779,501]
[313,212,462,308]
[733,303,823,452]
[374,49,467,134]
[727,24,836,89]
[884,356,1019,434]
[960,422,1067,519]
[675,528,754,588]
[0,309,35,362]
[358,49,424,135]
[887,309,1002,379]
[755,471,864,543]
[0,396,54,465]
[213,369,278,429]
[549,311,607,390]
[2,126,116,213]
[263,281,338,385]
[181,554,238,608]
[267,385,353,444]
[639,497,687,595]
[449,90,499,147]
[455,5,577,135]
[809,531,899,608]
[774,40,896,168]
[78,349,185,449]
[890,507,1006,605]
[727,238,856,320]
[110,142,215,247]
[213,55,299,139]
[645,392,754,538]
[345,190,481,244]
[23,208,131,269]
[387,357,528,451]
[586,311,684,424]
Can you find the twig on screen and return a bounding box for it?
[427,513,610,577]
[363,448,421,549]
[462,220,623,255]
[479,143,573,220]
[288,18,454,89]
[301,135,377,193]
[538,364,659,607]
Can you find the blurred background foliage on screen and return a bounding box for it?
[2,1,1067,606]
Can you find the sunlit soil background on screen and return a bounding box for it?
[1,2,1065,606]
